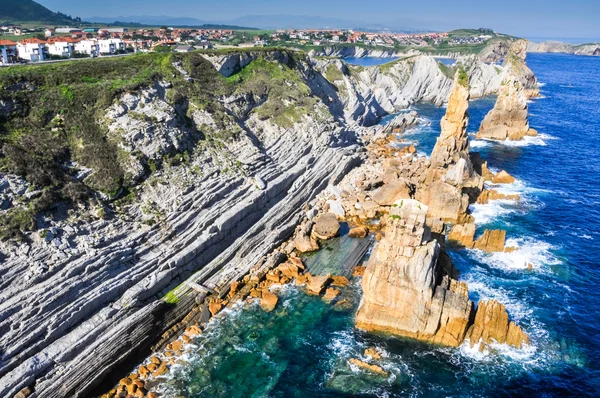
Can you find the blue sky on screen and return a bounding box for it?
[38,0,600,40]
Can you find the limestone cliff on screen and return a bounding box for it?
[477,40,539,141]
[527,40,600,57]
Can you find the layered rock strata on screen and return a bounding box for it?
[356,199,474,347]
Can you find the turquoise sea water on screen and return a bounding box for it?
[158,53,600,397]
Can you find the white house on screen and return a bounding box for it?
[98,39,124,54]
[47,39,74,58]
[74,40,99,57]
[0,40,18,64]
[16,39,48,62]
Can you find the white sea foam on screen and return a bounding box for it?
[469,236,560,272]
[469,200,517,225]
[469,140,489,149]
[538,82,547,87]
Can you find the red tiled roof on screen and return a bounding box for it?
[0,40,17,46]
[18,38,46,44]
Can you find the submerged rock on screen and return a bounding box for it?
[348,358,388,376]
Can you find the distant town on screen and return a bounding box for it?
[0,24,497,65]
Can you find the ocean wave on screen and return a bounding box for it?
[469,140,489,149]
[468,236,561,272]
[469,200,518,225]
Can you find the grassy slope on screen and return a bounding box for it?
[1,0,76,25]
[0,49,316,239]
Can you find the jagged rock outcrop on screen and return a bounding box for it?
[312,55,504,126]
[477,40,539,141]
[356,199,474,347]
[356,200,529,349]
[473,229,506,252]
[468,300,530,349]
[417,72,483,223]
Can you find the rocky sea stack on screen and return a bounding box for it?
[477,40,540,141]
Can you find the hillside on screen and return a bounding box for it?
[0,0,79,25]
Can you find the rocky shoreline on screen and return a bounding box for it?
[0,46,539,398]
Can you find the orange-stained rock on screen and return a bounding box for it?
[348,358,388,376]
[473,229,506,252]
[146,363,158,372]
[492,170,516,184]
[147,392,159,398]
[134,387,147,397]
[295,274,309,285]
[138,365,150,379]
[348,226,369,238]
[352,266,366,277]
[249,288,262,298]
[278,262,300,279]
[306,274,331,295]
[331,275,350,287]
[288,256,305,270]
[170,340,184,351]
[260,290,279,312]
[323,288,340,303]
[152,362,168,378]
[208,301,223,317]
[468,299,530,349]
[133,379,144,388]
[355,199,474,347]
[448,223,476,248]
[364,347,382,360]
[477,189,520,204]
[185,324,202,337]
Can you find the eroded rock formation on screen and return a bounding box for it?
[468,300,530,349]
[477,40,539,141]
[417,71,483,223]
[356,199,474,347]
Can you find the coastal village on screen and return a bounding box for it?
[0,24,483,64]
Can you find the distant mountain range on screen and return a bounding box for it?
[1,0,79,24]
[86,14,422,32]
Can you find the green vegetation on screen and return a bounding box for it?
[0,48,321,239]
[325,64,344,82]
[1,0,80,25]
[457,67,469,87]
[437,61,455,79]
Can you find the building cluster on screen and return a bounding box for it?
[269,29,449,47]
[448,35,493,46]
[0,26,222,64]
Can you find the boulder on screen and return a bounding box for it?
[473,230,506,252]
[306,274,331,295]
[348,226,368,238]
[208,301,223,317]
[372,179,411,206]
[294,235,319,253]
[352,266,366,277]
[311,213,340,240]
[492,170,516,184]
[477,189,519,204]
[448,223,476,248]
[323,288,340,303]
[260,291,279,312]
[468,300,529,349]
[331,275,350,287]
[327,200,346,218]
